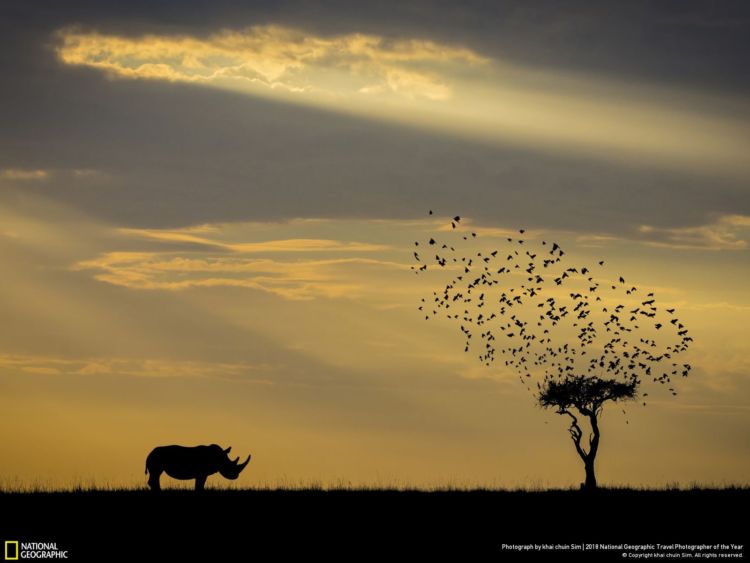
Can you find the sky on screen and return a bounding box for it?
[0,1,748,489]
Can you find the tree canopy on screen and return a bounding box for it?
[538,375,637,416]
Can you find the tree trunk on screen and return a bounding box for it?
[582,411,600,491]
[583,457,597,490]
[564,408,601,491]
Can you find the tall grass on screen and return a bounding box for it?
[0,475,747,494]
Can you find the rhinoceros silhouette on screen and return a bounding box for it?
[145,444,251,491]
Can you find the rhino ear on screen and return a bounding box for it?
[223,446,232,454]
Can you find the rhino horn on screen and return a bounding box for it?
[235,454,251,471]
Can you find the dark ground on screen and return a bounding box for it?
[0,488,746,561]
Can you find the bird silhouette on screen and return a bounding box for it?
[413,213,693,402]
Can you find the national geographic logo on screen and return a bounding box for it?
[4,541,68,559]
[2,542,16,561]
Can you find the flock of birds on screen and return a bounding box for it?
[412,212,693,403]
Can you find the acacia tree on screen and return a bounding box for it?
[539,376,636,489]
[413,216,692,489]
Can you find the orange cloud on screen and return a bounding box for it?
[74,251,407,300]
[1,168,49,181]
[637,214,750,250]
[0,353,276,380]
[57,26,486,101]
[119,227,390,253]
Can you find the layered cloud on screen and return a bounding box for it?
[1,168,50,181]
[73,222,404,299]
[0,353,275,380]
[55,26,750,176]
[636,214,750,250]
[118,227,390,253]
[57,25,486,101]
[438,214,750,251]
[74,252,406,299]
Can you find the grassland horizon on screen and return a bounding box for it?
[1,479,747,494]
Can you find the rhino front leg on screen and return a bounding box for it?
[147,470,162,491]
[195,475,207,491]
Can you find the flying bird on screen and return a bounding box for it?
[414,217,691,405]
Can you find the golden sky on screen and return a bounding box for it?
[0,3,749,489]
[1,196,748,488]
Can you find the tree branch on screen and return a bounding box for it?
[588,412,601,460]
[561,409,588,461]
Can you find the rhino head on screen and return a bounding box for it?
[217,446,251,480]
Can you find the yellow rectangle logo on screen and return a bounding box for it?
[4,541,19,561]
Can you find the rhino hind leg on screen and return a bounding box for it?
[195,475,207,491]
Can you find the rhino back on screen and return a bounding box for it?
[150,445,221,480]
